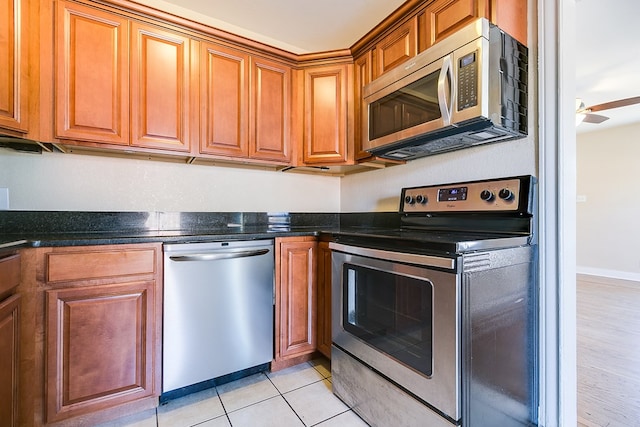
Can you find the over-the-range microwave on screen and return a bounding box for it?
[363,18,528,161]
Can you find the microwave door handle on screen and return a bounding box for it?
[437,55,454,125]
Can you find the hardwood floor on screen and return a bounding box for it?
[577,274,640,427]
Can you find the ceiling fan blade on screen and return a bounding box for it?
[582,113,609,124]
[588,96,640,112]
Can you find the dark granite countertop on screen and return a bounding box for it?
[0,211,399,249]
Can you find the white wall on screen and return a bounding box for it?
[576,122,640,280]
[341,137,537,211]
[0,150,341,212]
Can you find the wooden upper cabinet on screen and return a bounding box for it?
[417,0,527,52]
[489,0,527,46]
[354,51,373,160]
[130,22,192,152]
[302,63,351,165]
[374,17,417,78]
[418,0,485,52]
[55,1,129,145]
[249,57,291,162]
[0,0,29,134]
[200,42,249,157]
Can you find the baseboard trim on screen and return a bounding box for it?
[576,266,640,283]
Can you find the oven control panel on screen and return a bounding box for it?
[401,176,532,213]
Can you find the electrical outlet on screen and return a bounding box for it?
[576,195,587,203]
[0,188,8,210]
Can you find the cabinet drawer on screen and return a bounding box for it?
[47,249,156,283]
[0,254,21,297]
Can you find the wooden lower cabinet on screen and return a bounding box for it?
[273,237,317,369]
[45,280,157,423]
[17,243,162,426]
[0,294,20,427]
[0,253,21,427]
[316,241,332,359]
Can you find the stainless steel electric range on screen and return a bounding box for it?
[330,175,537,427]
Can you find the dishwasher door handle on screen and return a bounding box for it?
[169,248,270,262]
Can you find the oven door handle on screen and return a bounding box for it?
[329,242,455,270]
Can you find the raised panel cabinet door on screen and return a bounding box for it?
[354,51,372,160]
[374,17,417,78]
[0,294,20,427]
[419,0,486,51]
[45,281,156,423]
[303,64,348,165]
[249,57,291,162]
[316,242,332,359]
[278,239,317,359]
[200,42,249,157]
[0,0,28,133]
[55,1,129,145]
[130,22,192,152]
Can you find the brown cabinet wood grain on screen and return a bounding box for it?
[199,42,249,157]
[249,57,291,162]
[0,0,29,135]
[302,64,351,165]
[0,251,20,427]
[274,237,317,365]
[316,241,332,359]
[37,244,162,425]
[130,21,193,152]
[374,17,418,78]
[354,50,373,161]
[45,280,156,423]
[54,1,130,145]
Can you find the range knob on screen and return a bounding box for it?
[480,190,494,201]
[405,195,415,205]
[499,188,514,201]
[416,194,428,204]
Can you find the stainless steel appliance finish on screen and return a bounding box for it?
[330,176,537,427]
[363,18,528,161]
[162,240,274,398]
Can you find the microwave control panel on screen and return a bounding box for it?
[401,177,532,213]
[457,51,478,110]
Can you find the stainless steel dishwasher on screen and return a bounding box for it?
[161,239,274,401]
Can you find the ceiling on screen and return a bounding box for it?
[141,0,407,54]
[142,0,639,134]
[576,0,640,133]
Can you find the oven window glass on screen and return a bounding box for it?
[343,263,433,377]
[368,69,442,141]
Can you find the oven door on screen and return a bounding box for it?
[330,243,460,421]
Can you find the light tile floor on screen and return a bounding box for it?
[97,358,369,427]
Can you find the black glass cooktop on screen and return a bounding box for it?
[333,228,531,256]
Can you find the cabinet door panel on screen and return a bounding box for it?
[420,0,484,49]
[354,51,372,160]
[200,42,248,157]
[374,18,417,78]
[316,242,332,359]
[250,58,291,162]
[130,22,191,152]
[0,294,19,427]
[278,240,316,359]
[46,281,156,423]
[303,65,348,164]
[0,0,28,133]
[55,1,129,144]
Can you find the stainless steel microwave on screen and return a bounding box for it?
[363,18,528,161]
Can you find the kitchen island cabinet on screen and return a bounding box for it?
[17,243,162,426]
[273,236,318,370]
[0,253,21,427]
